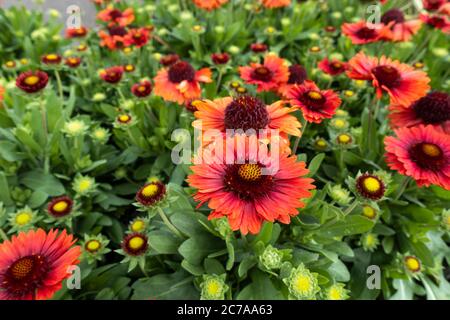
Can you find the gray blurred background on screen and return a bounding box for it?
[2,0,97,27]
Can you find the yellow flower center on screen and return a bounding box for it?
[15,212,32,225]
[53,201,68,213]
[362,177,381,193]
[142,184,159,197]
[266,27,275,33]
[421,143,441,158]
[362,205,377,219]
[405,256,420,272]
[192,25,202,31]
[5,61,15,68]
[344,90,354,97]
[308,91,323,100]
[294,275,312,293]
[86,240,101,252]
[125,65,134,71]
[46,54,58,60]
[413,62,424,69]
[337,134,351,144]
[20,59,29,65]
[94,130,106,139]
[238,164,262,181]
[137,85,146,92]
[237,87,247,93]
[365,234,376,246]
[310,46,321,52]
[329,287,342,300]
[191,100,202,107]
[230,81,240,88]
[316,139,327,147]
[334,119,346,128]
[77,44,87,51]
[206,281,221,295]
[123,47,132,54]
[131,220,145,232]
[24,75,39,86]
[118,114,131,123]
[78,179,92,191]
[129,236,145,250]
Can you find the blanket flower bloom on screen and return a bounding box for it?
[124,27,150,48]
[0,229,80,300]
[187,135,315,234]
[346,51,430,106]
[16,70,49,93]
[384,125,450,190]
[193,0,229,11]
[388,91,450,133]
[97,6,135,27]
[65,26,88,38]
[154,61,212,104]
[47,196,74,218]
[98,26,129,50]
[131,80,153,98]
[420,12,450,33]
[342,21,392,44]
[41,53,62,65]
[287,80,342,123]
[99,66,124,84]
[192,95,301,149]
[278,64,308,97]
[260,0,291,9]
[318,58,348,76]
[380,9,422,42]
[239,54,289,92]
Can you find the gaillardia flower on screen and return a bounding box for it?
[192,95,301,147]
[384,125,450,190]
[284,263,320,300]
[16,70,49,93]
[124,27,151,47]
[65,57,82,68]
[420,13,450,34]
[153,61,212,104]
[380,8,422,42]
[239,54,289,92]
[99,66,124,84]
[200,274,229,300]
[193,0,229,11]
[187,135,315,234]
[287,80,342,123]
[347,51,430,106]
[97,6,135,27]
[342,20,392,44]
[211,52,230,65]
[388,91,450,133]
[260,0,291,9]
[47,196,73,218]
[323,283,349,300]
[318,58,348,76]
[250,43,268,53]
[0,229,80,300]
[65,26,88,38]
[131,80,153,98]
[135,181,166,207]
[278,64,308,97]
[121,233,148,256]
[351,172,389,201]
[41,53,62,65]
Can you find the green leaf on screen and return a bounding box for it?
[178,234,224,266]
[307,153,325,177]
[149,230,182,254]
[20,170,65,196]
[236,270,284,300]
[319,216,375,238]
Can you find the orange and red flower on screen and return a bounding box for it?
[65,26,88,38]
[192,95,301,148]
[287,80,342,123]
[389,92,450,133]
[420,12,450,33]
[65,57,82,68]
[423,0,448,11]
[385,124,450,190]
[239,54,289,92]
[260,0,291,9]
[131,80,153,98]
[381,9,422,42]
[278,64,308,97]
[192,0,229,11]
[99,66,124,84]
[124,27,151,48]
[98,26,129,50]
[0,229,80,300]
[342,21,392,44]
[153,61,212,104]
[97,6,134,27]
[16,70,49,93]
[318,58,348,76]
[187,134,315,234]
[346,51,430,106]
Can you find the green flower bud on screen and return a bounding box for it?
[284,264,320,300]
[260,245,283,270]
[200,274,229,300]
[328,185,353,206]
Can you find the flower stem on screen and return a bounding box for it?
[0,228,8,242]
[394,176,411,200]
[291,120,308,155]
[344,200,358,215]
[54,70,63,100]
[157,207,184,238]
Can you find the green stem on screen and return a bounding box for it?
[157,207,184,239]
[394,176,411,200]
[344,200,358,215]
[54,70,63,100]
[291,121,308,155]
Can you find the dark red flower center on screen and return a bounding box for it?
[300,90,326,110]
[108,26,127,36]
[288,64,307,84]
[409,142,446,171]
[330,61,345,72]
[251,66,273,82]
[224,95,269,131]
[424,0,445,11]
[413,92,450,124]
[372,65,401,88]
[427,16,446,28]
[223,163,274,201]
[109,9,123,20]
[355,26,377,39]
[2,255,49,298]
[381,9,405,25]
[168,61,195,83]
